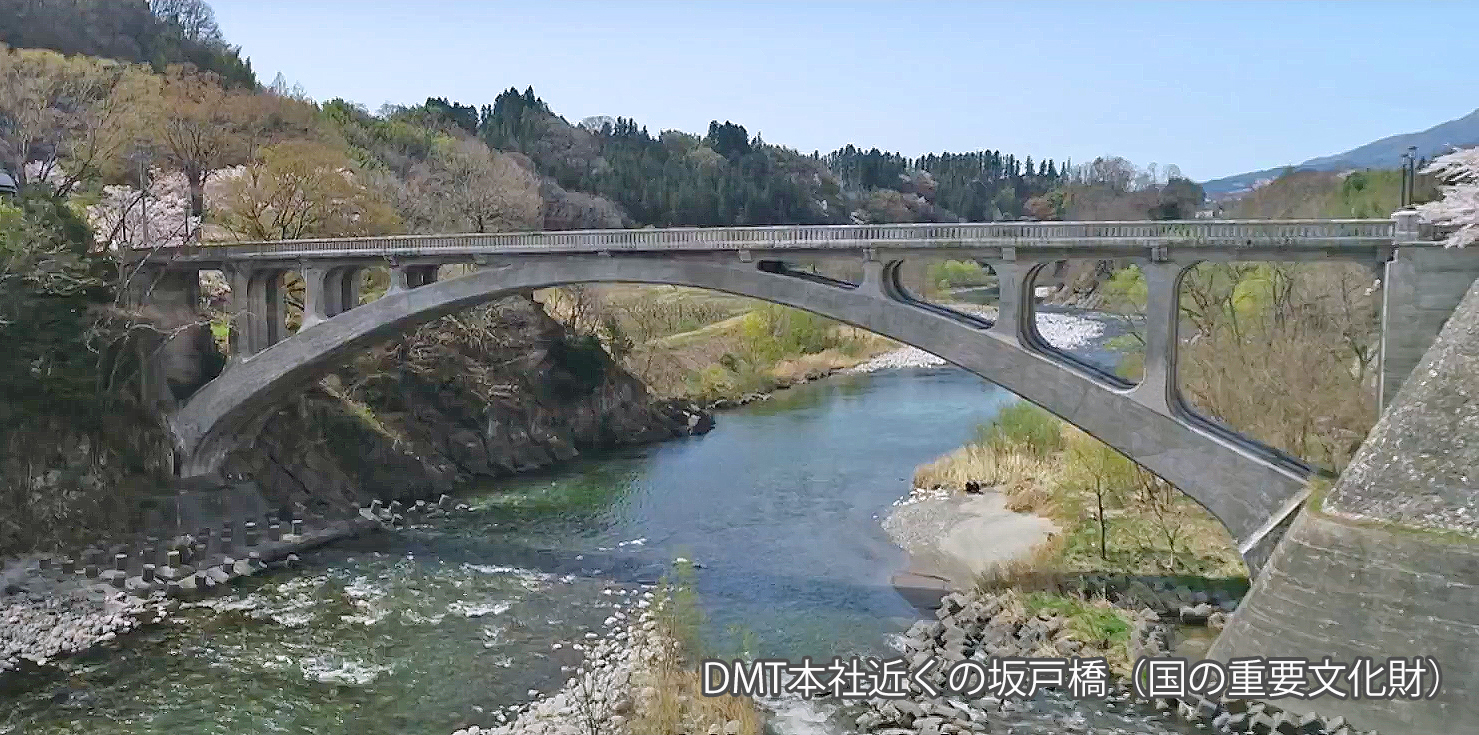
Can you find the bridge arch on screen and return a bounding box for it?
[170,254,1310,571]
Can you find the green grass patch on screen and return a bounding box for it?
[975,401,1065,458]
[1022,591,1133,652]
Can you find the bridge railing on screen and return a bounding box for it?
[172,219,1399,258]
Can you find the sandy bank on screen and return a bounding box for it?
[882,490,1057,609]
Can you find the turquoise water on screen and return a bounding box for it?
[1,312,1199,734]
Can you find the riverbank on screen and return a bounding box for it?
[882,489,1058,609]
[701,303,1110,411]
[846,307,1107,375]
[465,574,762,735]
[3,326,1231,735]
[0,502,417,676]
[910,400,1247,580]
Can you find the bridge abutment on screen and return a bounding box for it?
[1379,242,1479,409]
[127,265,215,409]
[1210,278,1479,735]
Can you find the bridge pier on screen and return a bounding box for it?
[1127,261,1186,415]
[337,267,361,314]
[245,270,272,355]
[385,264,438,294]
[857,259,887,297]
[225,266,255,365]
[987,259,1035,346]
[299,266,333,329]
[263,270,284,348]
[324,268,346,318]
[225,267,286,361]
[1380,211,1479,408]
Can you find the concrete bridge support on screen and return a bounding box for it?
[299,266,334,329]
[125,265,216,408]
[1379,244,1479,408]
[385,264,438,293]
[225,267,287,362]
[1209,278,1479,735]
[337,267,362,314]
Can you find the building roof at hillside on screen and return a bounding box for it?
[0,169,15,194]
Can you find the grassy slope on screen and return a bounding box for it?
[914,403,1247,580]
[577,285,900,402]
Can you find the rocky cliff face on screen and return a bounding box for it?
[0,407,174,556]
[219,294,710,518]
[1,293,709,554]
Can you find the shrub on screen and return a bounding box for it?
[928,259,992,292]
[738,304,842,362]
[975,401,1064,457]
[546,333,608,399]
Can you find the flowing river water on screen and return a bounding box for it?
[1,308,1203,735]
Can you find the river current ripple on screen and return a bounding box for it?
[1,308,1200,735]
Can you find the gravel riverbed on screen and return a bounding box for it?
[846,307,1105,374]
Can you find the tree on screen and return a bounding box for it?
[151,65,248,222]
[1148,177,1204,220]
[86,169,197,252]
[1064,431,1130,562]
[705,121,751,161]
[0,188,118,409]
[0,45,159,194]
[149,0,224,45]
[1078,156,1138,192]
[213,139,399,240]
[1417,146,1479,248]
[394,137,541,234]
[0,0,254,86]
[151,65,313,224]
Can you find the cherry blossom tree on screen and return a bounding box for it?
[1417,146,1479,248]
[85,169,198,252]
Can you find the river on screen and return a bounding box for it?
[0,309,1199,735]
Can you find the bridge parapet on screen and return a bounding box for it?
[149,219,1401,265]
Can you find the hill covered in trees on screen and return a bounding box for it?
[381,85,1208,229]
[0,0,255,87]
[0,0,1214,243]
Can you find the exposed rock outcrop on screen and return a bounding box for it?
[3,293,710,554]
[221,294,711,515]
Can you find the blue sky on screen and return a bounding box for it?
[211,1,1479,182]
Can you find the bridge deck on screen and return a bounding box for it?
[147,219,1407,264]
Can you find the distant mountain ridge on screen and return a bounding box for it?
[1203,107,1479,199]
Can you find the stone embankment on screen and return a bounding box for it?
[450,588,748,735]
[856,586,1382,735]
[855,588,1170,734]
[0,495,466,676]
[450,594,656,735]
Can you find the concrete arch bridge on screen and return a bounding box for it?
[132,213,1478,574]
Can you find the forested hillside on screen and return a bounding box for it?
[0,0,1222,232]
[0,0,255,86]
